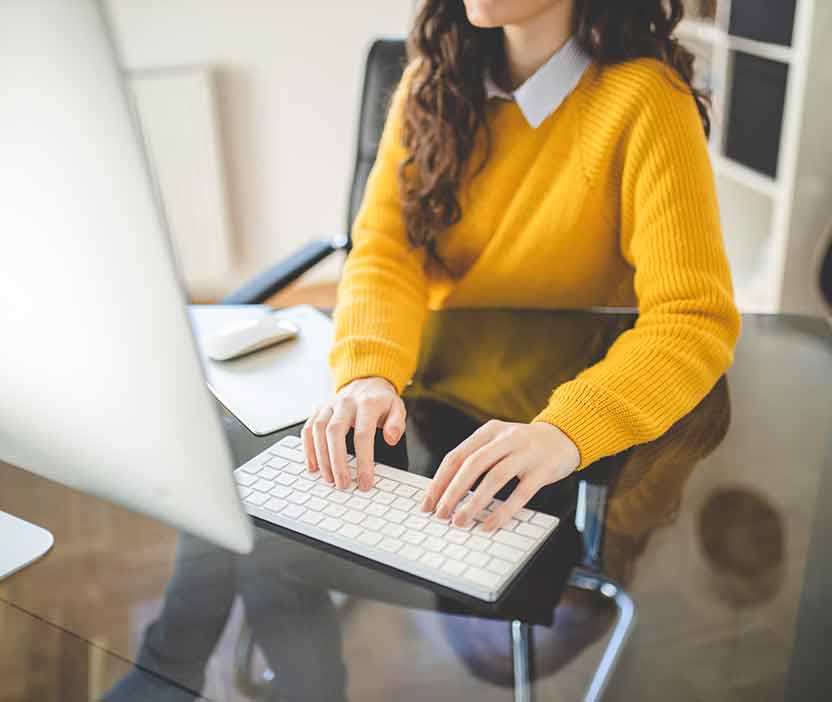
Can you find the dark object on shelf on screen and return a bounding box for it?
[725,52,788,179]
[728,0,797,47]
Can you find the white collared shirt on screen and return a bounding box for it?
[484,37,592,128]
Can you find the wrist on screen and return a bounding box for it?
[533,421,581,472]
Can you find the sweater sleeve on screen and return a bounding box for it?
[328,66,429,394]
[533,69,741,469]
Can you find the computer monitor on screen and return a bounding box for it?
[0,0,254,567]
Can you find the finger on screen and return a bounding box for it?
[435,434,513,520]
[312,406,334,484]
[452,452,524,527]
[354,403,381,491]
[482,475,542,532]
[422,420,505,513]
[302,410,318,473]
[382,397,406,445]
[326,400,356,490]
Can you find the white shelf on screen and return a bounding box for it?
[677,19,795,64]
[712,153,779,199]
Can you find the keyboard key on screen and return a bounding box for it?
[379,538,403,553]
[258,466,279,480]
[294,478,314,492]
[252,478,275,492]
[320,517,342,532]
[441,560,467,577]
[400,545,425,561]
[278,435,302,448]
[515,508,534,522]
[423,537,447,552]
[445,530,469,545]
[502,518,519,532]
[264,497,287,513]
[306,497,328,512]
[328,491,350,504]
[234,471,258,486]
[485,557,512,575]
[266,457,289,471]
[464,551,490,568]
[237,486,253,499]
[287,492,310,505]
[270,446,304,463]
[244,491,268,506]
[515,522,546,539]
[276,473,297,486]
[488,543,523,563]
[362,516,385,532]
[311,484,332,497]
[363,488,379,498]
[463,566,501,588]
[358,531,383,547]
[445,544,468,560]
[393,497,416,511]
[467,536,490,552]
[383,524,406,539]
[365,503,388,518]
[238,457,266,474]
[374,492,395,506]
[492,530,534,551]
[324,504,346,518]
[530,512,558,528]
[378,479,398,492]
[270,485,292,499]
[339,523,362,540]
[402,530,426,546]
[424,523,448,538]
[404,516,428,531]
[283,463,305,475]
[282,504,305,519]
[300,510,324,526]
[384,509,407,524]
[394,484,418,498]
[343,510,365,525]
[420,552,444,569]
[346,496,370,511]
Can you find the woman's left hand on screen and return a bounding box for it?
[420,420,580,531]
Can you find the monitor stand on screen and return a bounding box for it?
[0,511,53,581]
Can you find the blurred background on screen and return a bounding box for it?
[112,0,831,315]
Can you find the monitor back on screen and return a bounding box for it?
[0,0,253,554]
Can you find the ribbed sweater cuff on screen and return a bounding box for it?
[533,381,636,470]
[329,337,415,395]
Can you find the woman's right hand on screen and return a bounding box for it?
[301,376,406,492]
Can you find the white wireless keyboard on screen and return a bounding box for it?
[234,435,559,601]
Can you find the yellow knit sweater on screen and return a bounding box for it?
[329,58,741,470]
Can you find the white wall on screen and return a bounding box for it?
[105,0,413,296]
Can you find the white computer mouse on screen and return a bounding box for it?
[203,316,299,361]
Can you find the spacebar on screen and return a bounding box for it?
[374,463,432,488]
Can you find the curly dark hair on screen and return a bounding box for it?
[400,0,709,267]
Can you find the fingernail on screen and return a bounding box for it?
[453,511,466,527]
[421,498,432,512]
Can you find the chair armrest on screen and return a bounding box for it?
[221,237,344,305]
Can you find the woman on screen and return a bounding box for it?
[302,0,740,532]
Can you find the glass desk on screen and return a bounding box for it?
[2,309,830,701]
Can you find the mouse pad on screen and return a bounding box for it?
[189,304,334,436]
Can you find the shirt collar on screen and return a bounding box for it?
[484,37,591,128]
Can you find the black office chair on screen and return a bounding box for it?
[817,219,832,314]
[222,38,408,306]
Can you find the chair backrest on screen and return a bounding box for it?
[818,219,832,312]
[345,38,408,245]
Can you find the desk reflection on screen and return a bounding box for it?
[104,310,740,701]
